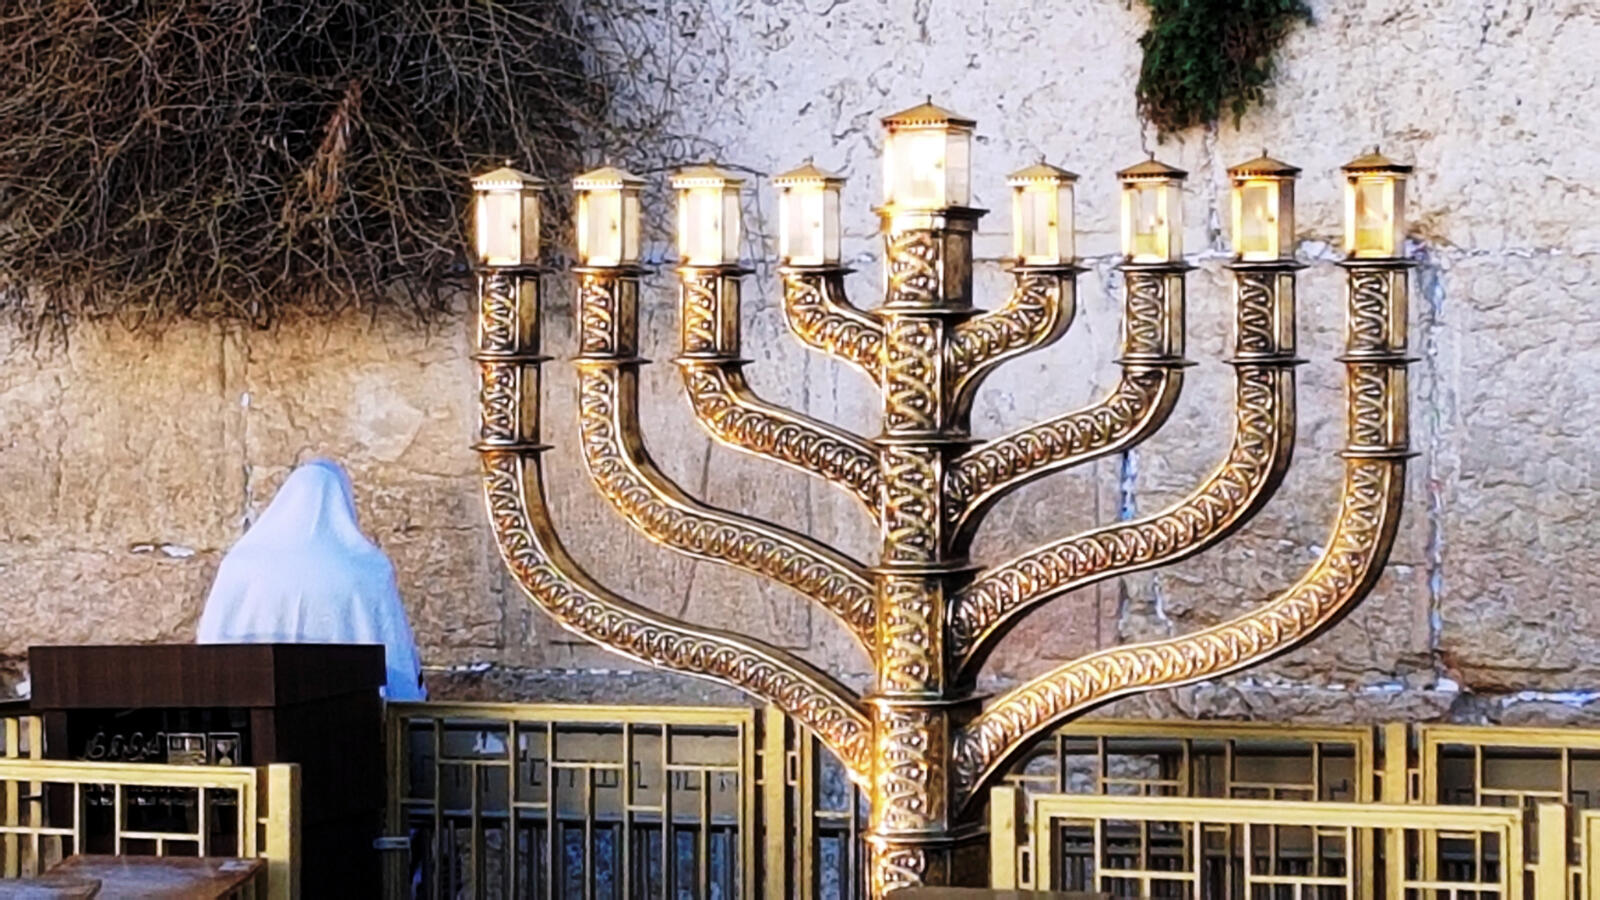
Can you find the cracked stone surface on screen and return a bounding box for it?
[5,0,1600,731]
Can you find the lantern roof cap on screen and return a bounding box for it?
[472,165,544,190]
[670,163,745,188]
[1008,160,1079,184]
[574,165,645,189]
[1117,156,1188,181]
[1342,148,1413,174]
[882,98,976,129]
[1227,151,1301,179]
[773,160,845,186]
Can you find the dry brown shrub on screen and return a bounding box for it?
[0,0,677,329]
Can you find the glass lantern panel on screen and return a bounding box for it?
[1057,183,1075,262]
[821,188,841,264]
[476,190,525,266]
[1353,178,1393,256]
[1021,185,1057,263]
[779,188,814,264]
[520,192,541,262]
[679,186,726,265]
[944,130,971,208]
[720,189,742,263]
[1129,183,1168,262]
[1237,181,1278,260]
[622,193,641,264]
[580,189,624,266]
[890,129,948,208]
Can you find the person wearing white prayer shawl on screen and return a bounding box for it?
[197,458,425,701]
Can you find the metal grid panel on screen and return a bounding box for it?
[1016,793,1525,899]
[1004,719,1376,803]
[1417,724,1600,895]
[386,702,759,899]
[0,758,293,898]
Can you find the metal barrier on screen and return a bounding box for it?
[991,789,1547,898]
[382,704,1600,899]
[1010,719,1378,802]
[1413,724,1600,897]
[0,757,299,899]
[384,701,870,899]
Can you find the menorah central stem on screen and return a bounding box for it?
[867,208,991,894]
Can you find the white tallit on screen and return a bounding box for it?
[196,459,425,701]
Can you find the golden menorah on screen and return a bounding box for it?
[470,100,1414,895]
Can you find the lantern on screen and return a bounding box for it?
[1008,160,1078,266]
[1343,150,1411,259]
[671,164,744,267]
[774,160,844,266]
[881,99,975,211]
[573,166,644,267]
[1227,152,1300,262]
[472,165,544,268]
[1117,157,1187,264]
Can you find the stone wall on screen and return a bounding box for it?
[4,0,1599,727]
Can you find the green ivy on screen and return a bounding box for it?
[1136,0,1312,133]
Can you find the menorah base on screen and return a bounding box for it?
[868,826,990,897]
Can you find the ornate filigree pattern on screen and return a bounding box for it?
[881,447,940,563]
[1350,270,1394,349]
[1123,271,1172,357]
[874,704,945,828]
[1236,271,1279,355]
[579,273,628,355]
[950,365,1291,667]
[478,361,520,444]
[946,272,1072,406]
[886,230,940,306]
[679,362,882,511]
[781,270,884,382]
[478,272,519,353]
[481,450,873,773]
[884,318,941,432]
[871,846,927,897]
[950,457,1403,802]
[945,368,1179,535]
[576,365,877,642]
[681,272,723,356]
[878,575,941,692]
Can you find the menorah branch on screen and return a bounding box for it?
[945,266,1078,413]
[782,267,886,383]
[677,266,882,513]
[678,362,883,511]
[950,263,1299,676]
[949,258,1411,808]
[944,264,1188,543]
[574,269,877,645]
[475,270,872,773]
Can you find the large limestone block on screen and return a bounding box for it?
[1433,251,1600,691]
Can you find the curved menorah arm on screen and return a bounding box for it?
[574,269,877,646]
[944,265,1079,414]
[944,265,1189,544]
[476,269,873,776]
[678,268,883,514]
[781,267,884,383]
[949,258,1413,808]
[950,264,1301,677]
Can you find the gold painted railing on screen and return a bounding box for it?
[380,703,1600,899]
[382,701,867,899]
[991,790,1545,897]
[0,755,299,899]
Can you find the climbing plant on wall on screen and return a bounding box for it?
[1136,0,1312,133]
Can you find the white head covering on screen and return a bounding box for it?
[197,459,425,700]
